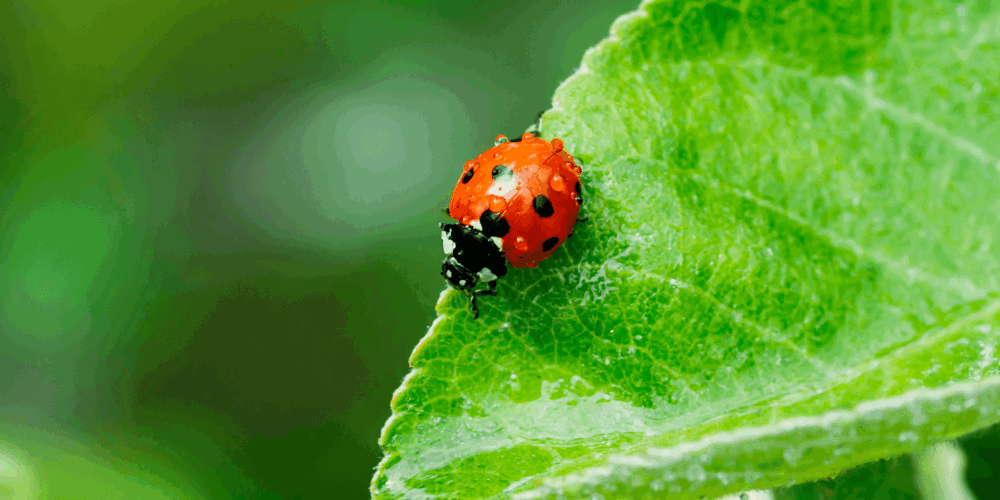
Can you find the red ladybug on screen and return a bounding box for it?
[440,130,583,318]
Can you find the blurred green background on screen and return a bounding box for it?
[3,1,1000,499]
[0,0,637,497]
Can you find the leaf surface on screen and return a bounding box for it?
[373,0,1000,497]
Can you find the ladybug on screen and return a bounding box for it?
[440,130,583,318]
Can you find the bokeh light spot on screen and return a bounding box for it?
[0,445,39,500]
[339,106,409,176]
[231,70,477,247]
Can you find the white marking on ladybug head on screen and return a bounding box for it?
[458,279,467,287]
[477,267,498,282]
[470,219,483,231]
[489,236,503,249]
[441,229,456,255]
[446,270,453,278]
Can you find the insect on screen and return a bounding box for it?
[440,128,583,318]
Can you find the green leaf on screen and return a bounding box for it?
[774,454,921,500]
[372,0,1000,497]
[773,441,979,500]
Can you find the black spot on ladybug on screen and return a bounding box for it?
[533,194,554,218]
[461,168,474,184]
[574,181,583,204]
[542,237,559,252]
[491,164,514,183]
[480,209,510,238]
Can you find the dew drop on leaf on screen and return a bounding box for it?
[783,447,803,466]
[686,463,707,486]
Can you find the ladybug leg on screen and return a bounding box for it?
[467,290,480,319]
[531,110,544,137]
[510,110,545,142]
[476,280,498,297]
[468,281,497,319]
[513,111,546,142]
[442,202,456,217]
[568,215,587,238]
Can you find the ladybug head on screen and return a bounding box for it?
[441,258,477,291]
[439,223,507,292]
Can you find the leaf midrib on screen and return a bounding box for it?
[512,376,1000,499]
[489,298,1000,499]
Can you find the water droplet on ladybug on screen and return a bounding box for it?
[465,160,476,169]
[489,196,506,212]
[494,135,509,146]
[564,161,574,170]
[521,132,533,141]
[549,174,566,192]
[471,198,489,215]
[461,215,471,224]
[515,236,529,251]
[551,138,564,151]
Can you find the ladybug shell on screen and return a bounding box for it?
[449,132,582,268]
